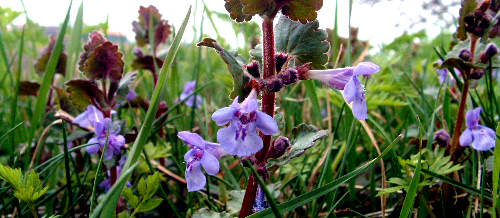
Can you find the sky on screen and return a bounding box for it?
[2,0,460,49]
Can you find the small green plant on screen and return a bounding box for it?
[0,164,48,218]
[120,172,163,218]
[378,147,463,196]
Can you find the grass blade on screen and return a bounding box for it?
[26,0,73,164]
[400,153,422,218]
[303,80,322,122]
[65,0,83,80]
[0,122,24,144]
[94,7,192,217]
[61,122,75,218]
[248,135,401,218]
[246,160,283,218]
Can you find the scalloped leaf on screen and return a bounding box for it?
[241,0,273,16]
[132,5,171,48]
[267,124,328,168]
[225,0,254,22]
[82,41,124,82]
[275,15,330,69]
[433,57,485,71]
[65,79,104,109]
[457,0,477,41]
[193,208,233,218]
[197,38,250,100]
[282,0,323,24]
[34,36,67,76]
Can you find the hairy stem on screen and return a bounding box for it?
[239,16,276,218]
[450,36,477,162]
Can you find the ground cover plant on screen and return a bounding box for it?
[1,0,500,217]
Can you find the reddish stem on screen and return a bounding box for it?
[110,165,117,186]
[239,16,276,218]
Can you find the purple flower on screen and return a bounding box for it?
[459,107,496,151]
[180,81,203,109]
[212,93,278,157]
[73,105,104,128]
[304,62,380,120]
[178,131,228,192]
[126,90,138,101]
[436,60,461,85]
[87,118,126,159]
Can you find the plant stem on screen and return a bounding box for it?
[240,16,276,218]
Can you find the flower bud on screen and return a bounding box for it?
[275,52,289,72]
[267,137,290,159]
[434,129,451,148]
[265,77,284,93]
[279,68,299,85]
[479,0,491,13]
[485,43,498,57]
[458,49,473,62]
[464,10,491,36]
[133,47,144,57]
[246,60,261,78]
[469,69,486,79]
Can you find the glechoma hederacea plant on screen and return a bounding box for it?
[3,0,500,217]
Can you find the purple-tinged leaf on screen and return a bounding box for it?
[65,79,104,109]
[132,5,171,48]
[241,0,272,16]
[281,0,323,24]
[131,54,164,73]
[433,57,484,71]
[78,32,106,72]
[18,81,40,96]
[457,0,478,41]
[34,36,67,76]
[225,0,254,22]
[82,41,124,82]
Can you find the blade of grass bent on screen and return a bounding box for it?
[248,135,401,218]
[26,0,72,165]
[95,7,192,218]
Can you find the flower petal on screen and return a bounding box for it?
[352,94,368,120]
[236,131,263,157]
[212,107,237,126]
[217,125,238,155]
[86,138,100,154]
[201,152,219,175]
[353,62,380,76]
[343,77,358,104]
[471,127,496,151]
[186,161,206,192]
[255,111,278,135]
[204,142,228,159]
[73,110,91,127]
[178,131,206,148]
[459,129,473,146]
[466,107,482,128]
[240,99,258,113]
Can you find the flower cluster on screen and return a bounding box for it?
[179,81,203,109]
[178,91,278,191]
[460,107,496,151]
[302,62,380,120]
[73,105,125,159]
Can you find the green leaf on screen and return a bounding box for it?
[433,57,484,71]
[144,172,161,200]
[65,79,104,109]
[281,0,323,24]
[94,7,191,218]
[123,187,139,208]
[0,164,48,204]
[456,0,477,41]
[192,208,233,218]
[250,135,401,218]
[138,177,147,198]
[197,38,250,99]
[275,16,329,69]
[241,0,272,16]
[267,124,328,168]
[135,198,163,213]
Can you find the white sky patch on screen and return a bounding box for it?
[3,0,459,49]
